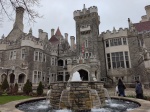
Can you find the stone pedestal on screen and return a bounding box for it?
[50,81,105,111]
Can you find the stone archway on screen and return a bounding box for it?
[78,69,88,81]
[70,64,90,81]
[18,73,26,83]
[9,73,15,83]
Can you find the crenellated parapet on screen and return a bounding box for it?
[73,5,98,17]
[101,28,128,40]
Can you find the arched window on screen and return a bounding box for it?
[1,74,6,83]
[58,59,63,66]
[18,74,26,83]
[10,73,15,83]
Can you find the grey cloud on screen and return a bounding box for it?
[0,0,150,40]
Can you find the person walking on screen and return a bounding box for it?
[117,78,126,97]
[135,80,143,99]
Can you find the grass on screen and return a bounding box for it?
[0,95,32,105]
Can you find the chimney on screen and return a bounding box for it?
[51,29,55,37]
[65,33,68,41]
[145,5,150,20]
[38,29,43,38]
[14,7,24,31]
[70,36,75,51]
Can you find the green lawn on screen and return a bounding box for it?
[0,95,31,105]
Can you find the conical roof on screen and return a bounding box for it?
[55,27,62,36]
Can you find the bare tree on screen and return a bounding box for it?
[0,0,41,24]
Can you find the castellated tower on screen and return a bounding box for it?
[145,5,150,20]
[74,4,100,57]
[13,7,24,31]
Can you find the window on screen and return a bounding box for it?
[51,58,55,65]
[85,40,88,48]
[85,52,88,59]
[13,51,16,59]
[125,51,130,68]
[21,49,26,59]
[134,76,140,81]
[38,71,42,82]
[110,38,122,46]
[89,52,92,57]
[39,52,43,62]
[57,72,63,81]
[107,53,111,69]
[42,72,45,81]
[34,51,38,61]
[33,71,37,83]
[105,40,109,47]
[10,51,13,60]
[43,54,46,62]
[123,38,127,45]
[101,77,107,82]
[111,52,124,68]
[9,51,17,60]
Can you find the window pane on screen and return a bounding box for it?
[125,56,128,60]
[112,62,116,68]
[117,62,120,68]
[106,40,109,47]
[121,61,124,68]
[112,57,115,61]
[126,61,129,68]
[107,53,110,58]
[120,56,124,61]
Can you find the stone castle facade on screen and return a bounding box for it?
[1,5,150,89]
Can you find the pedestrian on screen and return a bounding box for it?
[117,78,126,97]
[135,80,143,99]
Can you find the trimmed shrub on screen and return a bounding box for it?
[23,79,32,95]
[1,77,9,91]
[37,81,43,96]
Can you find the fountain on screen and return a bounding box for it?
[16,71,141,112]
[50,71,106,111]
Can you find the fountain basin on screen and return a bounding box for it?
[50,81,105,111]
[1,96,150,112]
[15,97,140,112]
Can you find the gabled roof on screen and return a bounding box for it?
[49,35,59,43]
[55,27,62,36]
[133,21,150,32]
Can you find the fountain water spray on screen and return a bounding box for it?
[103,88,112,104]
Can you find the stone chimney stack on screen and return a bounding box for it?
[51,29,55,37]
[65,33,68,41]
[70,36,75,51]
[14,7,24,31]
[145,5,150,20]
[38,29,43,38]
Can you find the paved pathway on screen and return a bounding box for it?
[107,87,150,97]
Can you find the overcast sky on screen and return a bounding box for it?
[0,0,150,41]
